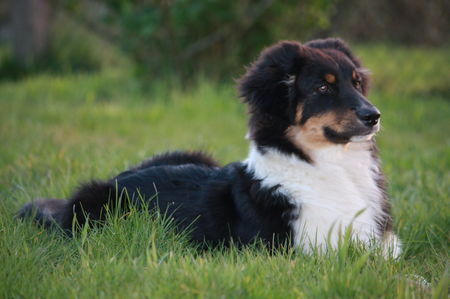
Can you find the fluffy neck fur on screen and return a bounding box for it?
[245,140,389,254]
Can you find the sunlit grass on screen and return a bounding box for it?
[0,45,448,298]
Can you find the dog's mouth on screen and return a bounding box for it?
[324,122,380,144]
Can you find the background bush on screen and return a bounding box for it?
[69,0,334,80]
[2,0,447,83]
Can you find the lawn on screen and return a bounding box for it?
[0,44,449,298]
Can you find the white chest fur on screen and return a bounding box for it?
[245,142,386,253]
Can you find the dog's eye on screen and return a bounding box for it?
[354,80,361,89]
[317,84,329,94]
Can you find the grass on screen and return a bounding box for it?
[0,44,449,298]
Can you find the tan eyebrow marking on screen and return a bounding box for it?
[325,73,336,84]
[352,70,357,80]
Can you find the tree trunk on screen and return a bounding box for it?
[10,0,52,67]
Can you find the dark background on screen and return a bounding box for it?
[0,0,448,82]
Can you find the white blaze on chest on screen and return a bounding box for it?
[245,142,384,253]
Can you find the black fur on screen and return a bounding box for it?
[132,151,219,170]
[18,152,296,247]
[238,41,311,162]
[18,38,394,248]
[237,38,375,160]
[305,38,370,95]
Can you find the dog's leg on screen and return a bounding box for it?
[382,231,402,259]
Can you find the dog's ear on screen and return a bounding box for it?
[237,41,303,111]
[306,38,370,95]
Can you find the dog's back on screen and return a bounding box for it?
[17,151,219,233]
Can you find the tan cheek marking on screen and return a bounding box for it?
[329,110,356,132]
[286,112,338,151]
[286,111,357,151]
[325,73,336,84]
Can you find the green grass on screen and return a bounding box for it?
[0,45,449,298]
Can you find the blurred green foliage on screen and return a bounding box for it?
[329,0,449,46]
[71,0,334,80]
[2,0,448,88]
[355,44,450,98]
[0,13,125,81]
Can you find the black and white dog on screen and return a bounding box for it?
[19,38,401,257]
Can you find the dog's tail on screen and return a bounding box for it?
[17,181,115,233]
[17,198,67,229]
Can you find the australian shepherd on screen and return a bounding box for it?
[18,38,401,257]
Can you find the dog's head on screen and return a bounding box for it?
[238,38,379,161]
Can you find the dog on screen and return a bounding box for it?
[18,38,401,257]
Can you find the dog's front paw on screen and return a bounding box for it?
[382,232,402,259]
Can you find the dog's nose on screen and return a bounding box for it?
[356,107,381,126]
